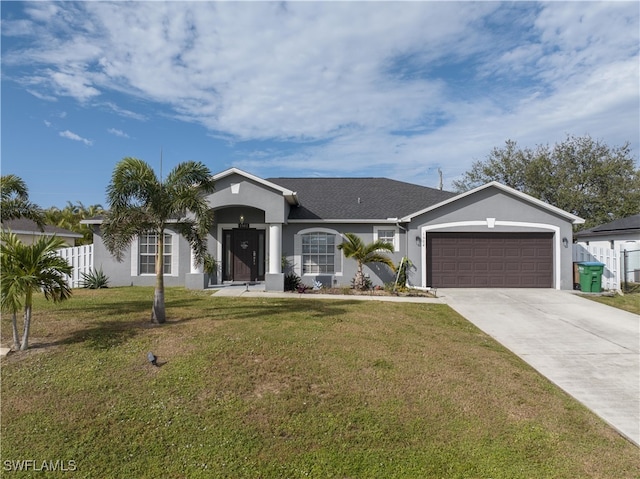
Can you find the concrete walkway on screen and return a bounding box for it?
[211,283,443,303]
[438,288,639,446]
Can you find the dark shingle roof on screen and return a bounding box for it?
[1,218,82,237]
[267,177,457,220]
[575,214,640,238]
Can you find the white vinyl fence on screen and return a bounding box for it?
[572,244,619,291]
[56,244,94,288]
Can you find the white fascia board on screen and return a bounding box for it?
[212,167,299,205]
[80,218,102,225]
[401,181,585,225]
[288,219,401,224]
[2,227,83,238]
[80,218,183,226]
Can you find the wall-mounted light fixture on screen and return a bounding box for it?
[416,235,422,247]
[562,237,569,248]
[238,214,249,228]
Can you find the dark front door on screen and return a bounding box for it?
[232,229,258,282]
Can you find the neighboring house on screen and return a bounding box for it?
[84,167,584,291]
[1,218,82,247]
[575,214,640,283]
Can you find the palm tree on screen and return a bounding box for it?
[0,174,45,228]
[337,232,396,290]
[102,157,215,324]
[0,232,73,351]
[44,201,105,245]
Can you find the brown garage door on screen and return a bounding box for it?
[427,232,553,288]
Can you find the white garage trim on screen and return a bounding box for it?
[419,220,561,290]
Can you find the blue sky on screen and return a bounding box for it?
[2,1,639,209]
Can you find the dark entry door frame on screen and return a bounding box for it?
[222,228,265,282]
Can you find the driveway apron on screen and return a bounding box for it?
[439,288,639,446]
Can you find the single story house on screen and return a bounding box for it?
[1,218,82,247]
[85,167,584,291]
[574,214,640,251]
[574,214,640,282]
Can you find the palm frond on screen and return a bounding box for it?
[107,157,162,211]
[102,207,156,261]
[0,174,29,201]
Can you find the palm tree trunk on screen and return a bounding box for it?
[20,303,31,351]
[11,312,21,350]
[355,262,365,290]
[151,232,166,324]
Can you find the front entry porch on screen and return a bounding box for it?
[222,228,266,283]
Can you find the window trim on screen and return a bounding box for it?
[294,228,343,277]
[373,226,400,252]
[131,231,179,277]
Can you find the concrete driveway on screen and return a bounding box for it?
[439,288,639,446]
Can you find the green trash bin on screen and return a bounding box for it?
[577,262,605,293]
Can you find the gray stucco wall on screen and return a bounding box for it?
[282,223,404,289]
[208,173,289,224]
[405,188,576,290]
[92,227,194,288]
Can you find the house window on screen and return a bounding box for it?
[302,232,335,274]
[139,233,172,275]
[374,226,399,252]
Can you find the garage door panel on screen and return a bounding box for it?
[427,232,553,288]
[489,263,505,272]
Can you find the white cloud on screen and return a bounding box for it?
[26,88,57,102]
[3,1,638,182]
[59,130,92,146]
[107,128,129,138]
[102,102,147,121]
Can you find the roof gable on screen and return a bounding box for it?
[213,167,299,205]
[401,181,585,224]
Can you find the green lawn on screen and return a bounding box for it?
[584,293,640,316]
[582,283,640,315]
[2,287,638,478]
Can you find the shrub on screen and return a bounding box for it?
[284,272,302,292]
[203,254,220,276]
[81,268,110,289]
[351,275,373,290]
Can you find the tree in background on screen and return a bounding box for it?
[453,135,640,229]
[0,174,45,228]
[44,201,105,245]
[102,157,215,324]
[0,232,72,351]
[337,233,396,290]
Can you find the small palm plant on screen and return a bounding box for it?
[0,232,72,350]
[337,233,396,290]
[81,267,110,289]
